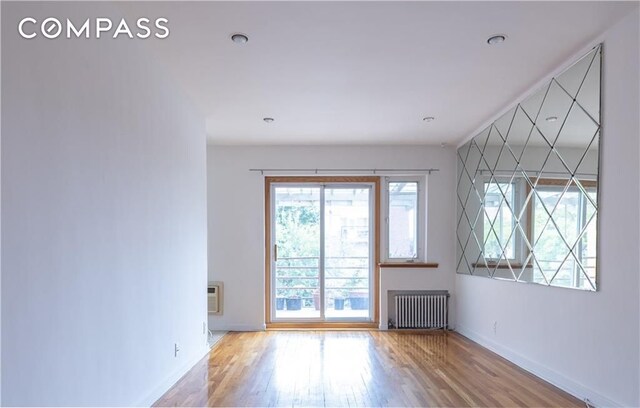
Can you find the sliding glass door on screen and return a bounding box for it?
[271,183,373,322]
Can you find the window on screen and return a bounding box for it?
[384,177,426,262]
[483,180,516,261]
[476,177,596,288]
[531,181,597,288]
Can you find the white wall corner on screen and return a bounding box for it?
[0,1,3,402]
[136,345,210,407]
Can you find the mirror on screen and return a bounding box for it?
[456,45,601,291]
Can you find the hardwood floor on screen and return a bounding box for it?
[154,331,582,407]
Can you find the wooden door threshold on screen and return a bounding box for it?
[266,322,378,330]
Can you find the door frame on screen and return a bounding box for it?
[264,176,380,329]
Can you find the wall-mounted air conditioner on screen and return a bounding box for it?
[208,282,223,315]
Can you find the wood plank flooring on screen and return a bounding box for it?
[154,331,582,407]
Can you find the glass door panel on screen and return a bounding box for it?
[273,186,321,320]
[271,183,373,323]
[324,187,372,320]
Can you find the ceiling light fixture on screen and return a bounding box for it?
[423,116,435,122]
[230,33,249,44]
[263,117,274,123]
[546,116,558,122]
[487,34,507,45]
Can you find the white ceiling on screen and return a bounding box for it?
[128,1,637,145]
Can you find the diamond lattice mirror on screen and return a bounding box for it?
[456,45,601,290]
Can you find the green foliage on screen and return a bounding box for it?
[275,204,320,300]
[274,201,370,304]
[276,204,319,258]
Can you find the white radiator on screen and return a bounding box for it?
[394,293,449,329]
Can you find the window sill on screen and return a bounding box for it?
[378,262,439,268]
[472,262,532,269]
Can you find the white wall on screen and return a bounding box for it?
[1,3,208,406]
[0,2,3,401]
[207,145,457,331]
[455,9,640,407]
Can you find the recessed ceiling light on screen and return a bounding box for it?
[546,116,558,122]
[423,116,435,122]
[487,34,507,45]
[263,117,274,123]
[230,33,249,44]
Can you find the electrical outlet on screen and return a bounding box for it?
[493,321,498,335]
[174,342,180,357]
[203,322,206,335]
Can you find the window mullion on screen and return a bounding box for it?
[319,186,326,321]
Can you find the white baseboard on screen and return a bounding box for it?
[212,323,266,332]
[136,345,210,407]
[455,325,622,408]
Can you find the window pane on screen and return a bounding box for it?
[582,190,597,285]
[533,186,596,289]
[324,187,371,319]
[274,187,321,319]
[532,189,573,285]
[388,182,418,259]
[483,182,515,260]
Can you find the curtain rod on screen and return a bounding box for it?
[480,169,597,177]
[249,168,440,175]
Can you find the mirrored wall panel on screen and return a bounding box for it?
[456,45,601,291]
